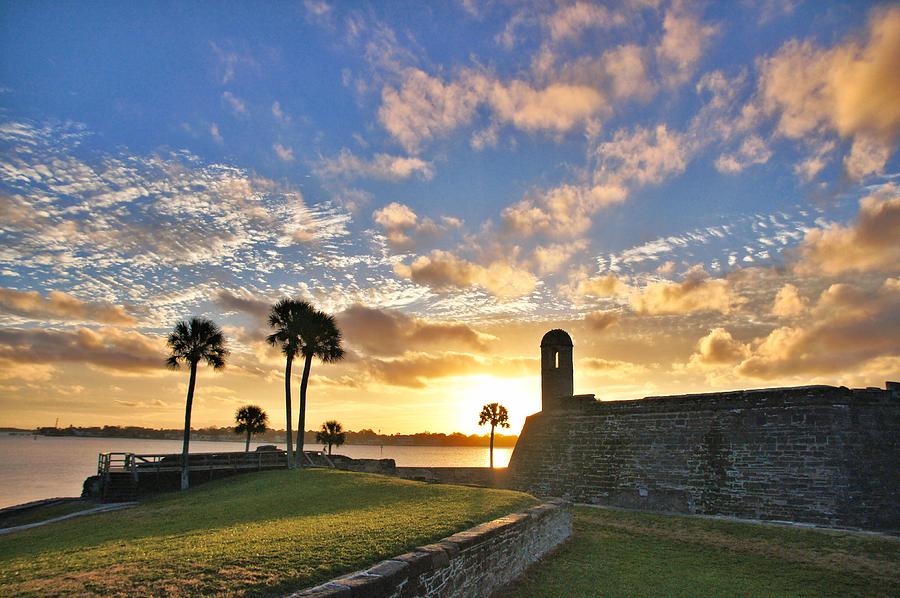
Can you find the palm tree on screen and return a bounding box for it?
[316,420,346,455]
[266,299,308,469]
[234,405,268,452]
[295,309,344,460]
[166,317,228,490]
[479,402,510,469]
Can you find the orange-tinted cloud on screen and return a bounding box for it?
[563,270,630,299]
[0,327,165,373]
[502,184,624,238]
[0,358,57,382]
[378,68,483,153]
[584,310,618,332]
[394,250,538,298]
[758,6,900,178]
[0,288,136,325]
[544,1,623,42]
[793,184,900,276]
[372,202,457,249]
[315,149,434,181]
[689,327,750,367]
[366,351,537,388]
[631,267,743,315]
[215,289,271,319]
[656,0,719,87]
[337,304,495,357]
[737,278,900,379]
[771,283,808,317]
[531,241,588,274]
[487,80,607,133]
[580,357,648,381]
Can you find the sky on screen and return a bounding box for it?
[0,0,898,436]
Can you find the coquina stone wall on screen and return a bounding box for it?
[508,385,899,531]
[286,499,572,598]
[394,467,508,487]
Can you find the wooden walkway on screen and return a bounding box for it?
[96,449,335,500]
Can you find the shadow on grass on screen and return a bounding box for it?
[497,506,900,598]
[0,469,536,597]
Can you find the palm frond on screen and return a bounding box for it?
[166,316,229,368]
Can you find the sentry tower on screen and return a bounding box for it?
[541,329,573,411]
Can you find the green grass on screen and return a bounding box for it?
[0,469,536,597]
[0,501,96,529]
[499,506,900,597]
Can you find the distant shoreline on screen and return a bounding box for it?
[2,430,518,449]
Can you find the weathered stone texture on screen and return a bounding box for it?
[285,499,572,598]
[508,385,899,531]
[394,467,508,487]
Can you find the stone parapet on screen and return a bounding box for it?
[284,499,572,598]
[394,467,508,487]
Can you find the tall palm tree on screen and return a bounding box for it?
[266,298,310,469]
[479,402,510,469]
[316,420,346,455]
[234,405,268,452]
[295,309,344,460]
[166,317,228,490]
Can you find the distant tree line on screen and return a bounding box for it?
[34,425,518,447]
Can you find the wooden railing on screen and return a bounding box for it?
[97,450,289,475]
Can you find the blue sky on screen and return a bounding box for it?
[1,1,898,434]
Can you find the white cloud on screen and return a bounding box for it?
[209,123,224,144]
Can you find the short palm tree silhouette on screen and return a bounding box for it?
[479,403,510,469]
[166,317,228,490]
[234,405,268,452]
[316,420,346,455]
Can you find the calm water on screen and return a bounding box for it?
[0,433,512,508]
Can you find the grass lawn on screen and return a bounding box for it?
[499,506,900,597]
[0,469,536,597]
[0,500,96,529]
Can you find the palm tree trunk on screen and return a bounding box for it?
[181,361,197,491]
[245,429,251,452]
[296,352,313,463]
[489,423,495,469]
[284,355,294,469]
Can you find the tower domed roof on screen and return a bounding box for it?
[541,329,573,347]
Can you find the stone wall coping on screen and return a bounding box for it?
[284,498,571,598]
[536,385,896,419]
[394,466,508,472]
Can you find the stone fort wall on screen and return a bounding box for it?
[508,385,900,531]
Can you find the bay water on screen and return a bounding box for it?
[0,433,512,508]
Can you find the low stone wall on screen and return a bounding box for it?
[331,455,397,475]
[395,467,507,488]
[286,499,572,598]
